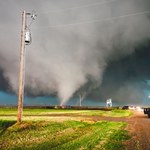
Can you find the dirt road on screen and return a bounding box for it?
[125,111,150,150]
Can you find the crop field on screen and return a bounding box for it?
[0,108,132,150]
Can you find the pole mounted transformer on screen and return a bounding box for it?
[17,10,37,124]
[25,29,31,45]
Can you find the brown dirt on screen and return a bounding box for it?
[125,111,150,150]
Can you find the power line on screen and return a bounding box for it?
[38,0,117,15]
[33,10,150,30]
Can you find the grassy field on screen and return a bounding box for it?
[0,107,132,117]
[0,108,132,150]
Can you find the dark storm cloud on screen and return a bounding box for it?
[0,0,150,105]
[88,41,150,104]
[0,68,9,91]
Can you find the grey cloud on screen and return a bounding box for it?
[0,0,150,105]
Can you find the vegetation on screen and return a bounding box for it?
[0,108,132,149]
[0,120,130,150]
[79,109,133,117]
[0,108,132,118]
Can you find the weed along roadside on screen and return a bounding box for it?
[0,108,132,150]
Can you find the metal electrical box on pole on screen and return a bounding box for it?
[17,10,26,124]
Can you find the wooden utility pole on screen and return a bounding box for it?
[17,11,26,124]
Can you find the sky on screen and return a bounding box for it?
[0,0,150,106]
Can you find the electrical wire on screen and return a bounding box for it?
[37,0,117,15]
[33,10,150,30]
[27,19,33,29]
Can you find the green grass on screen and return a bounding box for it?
[0,108,132,117]
[0,120,130,150]
[79,109,133,117]
[104,130,130,150]
[0,108,132,149]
